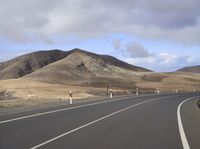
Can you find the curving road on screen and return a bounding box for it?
[0,93,200,149]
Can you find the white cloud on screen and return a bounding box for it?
[125,53,200,72]
[112,40,153,58]
[159,53,177,66]
[0,0,200,45]
[125,42,153,58]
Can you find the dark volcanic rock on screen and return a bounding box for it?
[0,50,68,79]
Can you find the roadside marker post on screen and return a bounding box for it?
[194,89,196,93]
[136,88,139,95]
[155,88,160,94]
[69,91,73,104]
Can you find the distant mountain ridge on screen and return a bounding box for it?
[0,48,151,80]
[177,65,200,73]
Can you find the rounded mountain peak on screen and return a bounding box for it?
[70,48,85,53]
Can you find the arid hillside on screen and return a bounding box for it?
[136,72,200,92]
[0,49,199,107]
[0,49,150,80]
[0,50,69,80]
[25,49,150,89]
[177,65,200,73]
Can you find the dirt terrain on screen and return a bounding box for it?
[0,49,199,107]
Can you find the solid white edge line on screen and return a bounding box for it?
[177,96,199,149]
[0,94,153,124]
[30,96,163,149]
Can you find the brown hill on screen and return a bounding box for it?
[0,49,200,106]
[25,49,151,89]
[177,65,200,73]
[0,50,69,80]
[0,48,150,81]
[68,49,151,72]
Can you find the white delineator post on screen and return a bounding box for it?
[157,90,160,94]
[155,88,160,94]
[69,91,73,104]
[194,89,196,93]
[136,88,139,95]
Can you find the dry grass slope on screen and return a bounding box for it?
[0,49,200,107]
[177,65,200,73]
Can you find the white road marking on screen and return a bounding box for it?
[30,96,164,149]
[0,94,154,124]
[177,96,199,149]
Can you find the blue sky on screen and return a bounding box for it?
[0,0,200,72]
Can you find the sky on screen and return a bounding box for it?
[0,0,200,72]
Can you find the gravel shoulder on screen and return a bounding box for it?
[0,94,136,116]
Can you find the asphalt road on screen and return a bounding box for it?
[0,93,200,149]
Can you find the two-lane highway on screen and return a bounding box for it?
[0,93,199,149]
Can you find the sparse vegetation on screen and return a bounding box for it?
[0,49,200,107]
[0,89,14,100]
[0,90,7,97]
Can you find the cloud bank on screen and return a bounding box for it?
[126,53,200,72]
[111,39,199,72]
[0,0,200,45]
